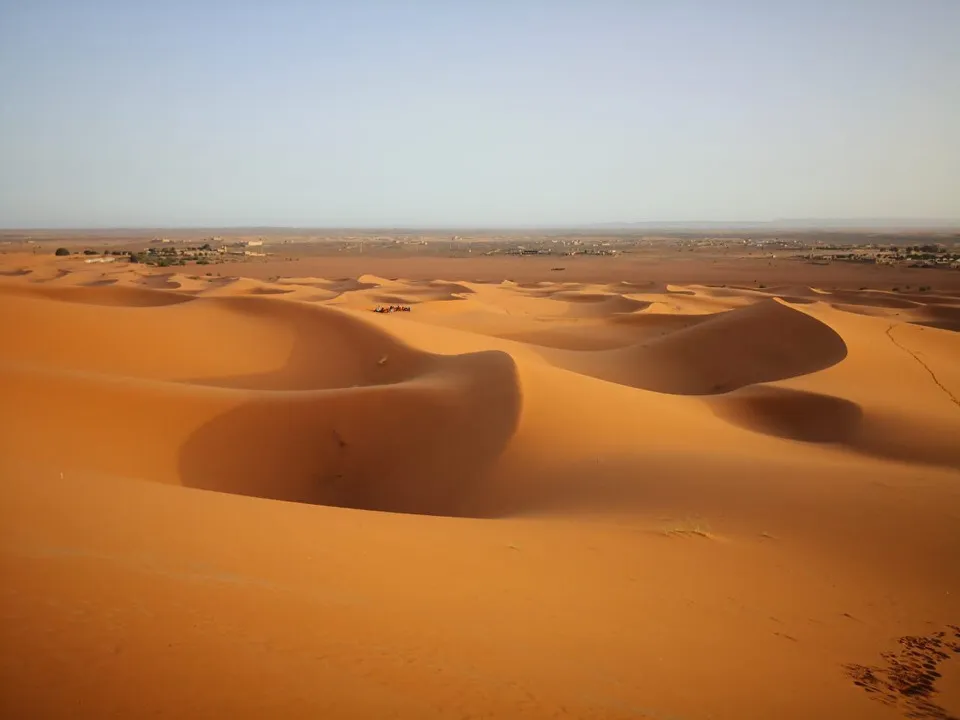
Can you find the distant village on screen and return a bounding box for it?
[800,243,960,270]
[55,237,270,267]
[21,230,960,271]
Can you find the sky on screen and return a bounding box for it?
[0,0,957,227]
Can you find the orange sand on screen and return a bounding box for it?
[2,252,959,719]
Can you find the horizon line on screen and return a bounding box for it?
[3,218,960,233]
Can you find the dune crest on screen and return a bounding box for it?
[0,282,523,516]
[538,299,848,394]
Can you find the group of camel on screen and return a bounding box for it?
[372,305,412,313]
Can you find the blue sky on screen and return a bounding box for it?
[0,0,957,227]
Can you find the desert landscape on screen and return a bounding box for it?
[1,235,958,719]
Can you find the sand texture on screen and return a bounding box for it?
[2,253,959,719]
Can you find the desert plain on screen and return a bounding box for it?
[1,233,959,719]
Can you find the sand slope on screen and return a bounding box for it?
[0,284,521,516]
[2,259,959,720]
[539,299,849,394]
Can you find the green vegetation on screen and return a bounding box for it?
[804,242,960,269]
[126,244,222,267]
[54,247,70,256]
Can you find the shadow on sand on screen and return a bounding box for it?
[177,324,523,517]
[709,386,960,470]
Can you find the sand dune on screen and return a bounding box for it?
[371,289,468,304]
[2,287,438,389]
[549,292,651,317]
[278,276,381,293]
[138,272,184,290]
[909,303,960,331]
[2,258,959,720]
[608,309,712,334]
[0,280,193,307]
[1,282,521,516]
[1,352,520,516]
[406,279,477,294]
[539,299,848,394]
[709,385,960,468]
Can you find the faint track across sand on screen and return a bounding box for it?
[885,323,960,411]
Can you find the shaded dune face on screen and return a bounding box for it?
[827,295,960,331]
[514,289,651,317]
[372,293,464,305]
[0,284,523,516]
[369,282,475,305]
[542,300,849,395]
[556,294,651,317]
[710,386,960,469]
[321,278,381,292]
[179,351,521,516]
[405,280,476,295]
[607,312,711,333]
[710,386,863,443]
[246,286,293,295]
[824,289,921,309]
[490,313,708,352]
[909,304,960,332]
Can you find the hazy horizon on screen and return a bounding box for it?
[5,218,960,234]
[1,0,958,227]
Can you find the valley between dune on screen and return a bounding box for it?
[1,254,959,719]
